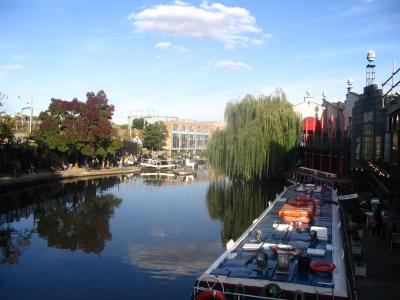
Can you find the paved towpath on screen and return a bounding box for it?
[0,166,141,188]
[355,226,400,300]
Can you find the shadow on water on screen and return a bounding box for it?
[206,179,285,245]
[0,176,124,264]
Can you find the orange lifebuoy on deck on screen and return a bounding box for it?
[195,290,228,300]
[310,262,336,272]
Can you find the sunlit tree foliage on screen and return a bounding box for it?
[142,121,168,151]
[208,92,300,180]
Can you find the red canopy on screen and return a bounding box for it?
[303,117,321,132]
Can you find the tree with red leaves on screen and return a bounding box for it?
[37,91,122,167]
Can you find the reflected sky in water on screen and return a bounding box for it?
[0,173,284,300]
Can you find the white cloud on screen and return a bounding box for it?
[212,60,252,71]
[173,0,189,6]
[3,64,24,70]
[129,1,270,48]
[154,41,172,49]
[154,54,161,59]
[154,41,188,52]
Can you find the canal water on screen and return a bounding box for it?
[0,169,284,300]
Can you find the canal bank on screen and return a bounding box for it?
[0,166,141,195]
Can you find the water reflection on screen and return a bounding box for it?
[125,242,221,280]
[206,179,285,244]
[36,193,121,254]
[139,172,197,185]
[0,227,33,264]
[0,177,122,264]
[140,172,177,185]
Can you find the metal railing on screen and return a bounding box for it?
[339,206,358,300]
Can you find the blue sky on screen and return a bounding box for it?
[1,0,399,124]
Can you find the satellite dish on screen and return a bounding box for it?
[367,50,376,62]
[306,89,312,97]
[347,77,354,86]
[322,90,328,98]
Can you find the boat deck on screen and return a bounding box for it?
[197,184,348,299]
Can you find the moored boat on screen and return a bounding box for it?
[193,175,355,299]
[140,158,176,170]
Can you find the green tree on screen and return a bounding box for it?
[0,93,14,142]
[0,92,5,114]
[142,121,168,151]
[132,117,145,129]
[208,91,300,180]
[0,115,15,142]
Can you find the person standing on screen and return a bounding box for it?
[14,159,22,177]
[372,206,383,238]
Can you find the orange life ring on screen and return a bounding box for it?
[195,290,227,300]
[310,262,336,272]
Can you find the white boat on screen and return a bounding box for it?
[140,159,176,170]
[140,172,175,178]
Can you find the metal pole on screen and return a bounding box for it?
[29,95,33,134]
[393,60,396,90]
[8,93,33,134]
[320,115,324,171]
[329,114,334,173]
[128,111,132,139]
[340,111,344,177]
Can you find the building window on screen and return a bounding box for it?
[173,133,179,148]
[348,117,352,138]
[204,135,209,146]
[204,127,208,133]
[392,130,399,162]
[197,135,203,148]
[189,134,195,147]
[363,123,372,161]
[173,124,177,131]
[355,137,361,160]
[375,136,381,161]
[182,125,186,132]
[189,126,193,132]
[384,132,390,162]
[197,126,200,133]
[181,134,187,148]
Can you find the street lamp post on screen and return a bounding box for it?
[9,93,33,135]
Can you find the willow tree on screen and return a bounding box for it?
[208,92,300,180]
